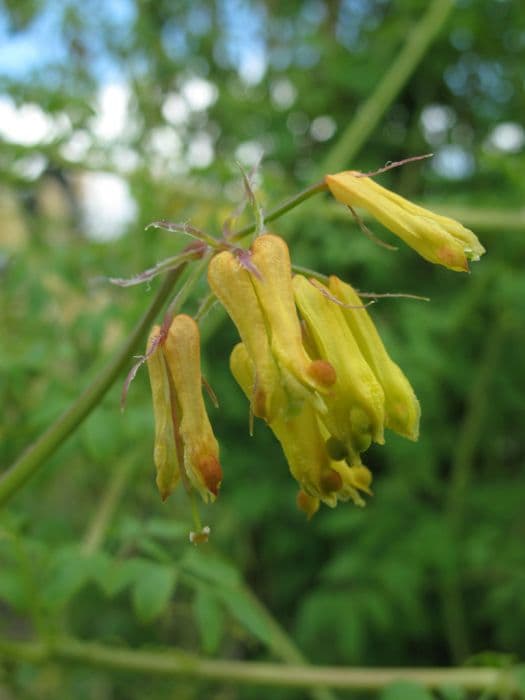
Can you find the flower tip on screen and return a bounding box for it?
[296,490,320,520]
[198,455,223,497]
[320,468,343,494]
[308,359,337,387]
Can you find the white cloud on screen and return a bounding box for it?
[162,93,190,125]
[310,115,337,142]
[270,79,297,110]
[79,172,137,241]
[0,96,69,146]
[235,140,264,167]
[181,77,218,111]
[90,83,132,142]
[187,133,214,169]
[488,122,524,153]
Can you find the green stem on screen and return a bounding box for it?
[0,636,509,692]
[230,180,328,242]
[441,319,503,663]
[81,458,135,555]
[0,267,185,507]
[238,586,337,700]
[321,0,456,173]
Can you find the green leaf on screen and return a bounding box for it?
[181,549,241,589]
[145,519,188,541]
[218,587,274,647]
[436,686,466,700]
[92,558,138,598]
[131,561,177,623]
[41,549,109,608]
[511,664,525,695]
[379,681,434,700]
[193,586,225,654]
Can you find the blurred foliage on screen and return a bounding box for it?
[1,0,525,698]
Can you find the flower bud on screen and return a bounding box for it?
[326,171,485,272]
[329,276,420,441]
[164,315,222,502]
[146,325,180,501]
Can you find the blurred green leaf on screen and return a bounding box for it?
[41,548,109,608]
[130,560,177,623]
[193,585,225,654]
[379,681,434,700]
[217,587,275,648]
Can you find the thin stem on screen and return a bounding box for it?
[81,458,135,555]
[321,0,456,173]
[0,636,509,692]
[238,586,337,700]
[178,568,337,700]
[441,319,503,663]
[230,180,328,242]
[0,267,185,507]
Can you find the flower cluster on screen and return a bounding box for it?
[208,233,419,517]
[144,167,485,521]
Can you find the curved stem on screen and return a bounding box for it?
[321,0,456,173]
[230,180,328,242]
[0,267,185,507]
[0,636,509,693]
[440,318,503,662]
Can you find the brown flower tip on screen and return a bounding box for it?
[296,490,320,519]
[253,386,268,420]
[198,455,223,496]
[308,359,337,387]
[320,468,343,494]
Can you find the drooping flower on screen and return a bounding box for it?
[207,234,336,422]
[164,314,222,502]
[146,315,222,503]
[325,170,485,271]
[146,325,180,502]
[230,342,373,514]
[328,276,420,441]
[293,274,386,457]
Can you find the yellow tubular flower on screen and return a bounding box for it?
[164,314,222,503]
[248,234,337,396]
[230,343,344,507]
[293,274,386,454]
[146,326,180,501]
[207,250,283,422]
[328,276,420,441]
[325,171,485,272]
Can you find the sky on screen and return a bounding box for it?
[1,0,523,239]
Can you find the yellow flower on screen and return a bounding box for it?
[164,314,222,503]
[146,316,222,503]
[207,234,336,422]
[146,325,180,502]
[230,342,372,515]
[207,248,283,422]
[325,171,485,271]
[293,274,386,456]
[328,275,420,441]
